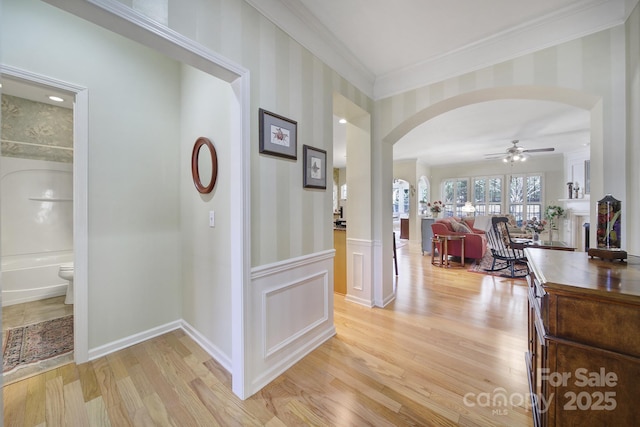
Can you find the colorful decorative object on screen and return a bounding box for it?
[596,194,621,249]
[523,217,547,234]
[427,200,444,217]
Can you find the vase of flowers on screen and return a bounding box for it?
[544,205,565,241]
[427,200,444,218]
[523,217,547,242]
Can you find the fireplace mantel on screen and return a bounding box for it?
[558,196,591,215]
[558,197,591,250]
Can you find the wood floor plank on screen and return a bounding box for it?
[141,392,176,427]
[23,374,46,427]
[3,379,27,427]
[44,376,64,426]
[85,397,112,427]
[77,361,101,403]
[63,380,90,426]
[115,376,145,418]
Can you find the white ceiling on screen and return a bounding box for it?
[252,0,634,168]
[1,76,74,109]
[296,0,588,79]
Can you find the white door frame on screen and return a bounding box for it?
[0,64,90,365]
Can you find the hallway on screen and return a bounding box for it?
[3,242,532,426]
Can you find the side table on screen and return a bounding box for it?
[431,236,445,267]
[432,235,466,267]
[442,235,465,267]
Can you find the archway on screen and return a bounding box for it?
[379,85,602,292]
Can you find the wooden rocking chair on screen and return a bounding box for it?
[485,217,528,278]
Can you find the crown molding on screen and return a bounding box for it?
[246,0,375,98]
[374,0,631,99]
[247,0,634,101]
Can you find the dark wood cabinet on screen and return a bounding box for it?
[400,218,409,240]
[525,249,640,426]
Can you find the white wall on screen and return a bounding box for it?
[2,0,183,348]
[179,64,233,366]
[627,1,640,255]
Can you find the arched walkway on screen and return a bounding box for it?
[377,85,603,298]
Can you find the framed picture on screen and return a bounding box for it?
[303,145,327,189]
[259,108,297,160]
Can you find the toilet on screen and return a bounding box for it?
[58,262,74,305]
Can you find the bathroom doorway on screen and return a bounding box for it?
[1,71,86,383]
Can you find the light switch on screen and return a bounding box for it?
[209,211,215,227]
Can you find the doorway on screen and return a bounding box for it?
[1,71,86,382]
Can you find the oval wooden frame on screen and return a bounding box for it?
[191,136,218,194]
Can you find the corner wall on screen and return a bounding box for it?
[179,64,234,367]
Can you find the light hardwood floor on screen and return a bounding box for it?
[3,243,533,426]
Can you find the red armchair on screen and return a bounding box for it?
[431,217,488,263]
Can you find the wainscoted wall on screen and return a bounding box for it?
[1,94,73,163]
[249,250,335,396]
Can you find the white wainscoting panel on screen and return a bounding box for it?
[345,238,374,307]
[249,249,336,396]
[352,253,364,291]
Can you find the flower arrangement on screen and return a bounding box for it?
[544,205,565,231]
[544,205,565,221]
[427,200,444,215]
[523,217,547,233]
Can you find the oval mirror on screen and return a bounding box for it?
[191,137,218,194]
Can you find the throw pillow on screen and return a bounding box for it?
[451,220,472,233]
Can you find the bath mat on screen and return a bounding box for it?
[3,315,74,374]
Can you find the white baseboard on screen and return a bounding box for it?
[180,320,232,372]
[249,324,336,396]
[345,294,374,307]
[88,320,182,361]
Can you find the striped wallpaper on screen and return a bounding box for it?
[117,0,637,258]
[117,0,374,266]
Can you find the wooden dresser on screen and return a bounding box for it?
[525,248,640,426]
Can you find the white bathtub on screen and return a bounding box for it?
[1,157,74,307]
[2,251,73,306]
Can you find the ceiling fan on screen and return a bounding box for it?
[484,140,555,163]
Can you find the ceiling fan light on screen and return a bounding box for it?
[502,157,508,163]
[512,154,520,161]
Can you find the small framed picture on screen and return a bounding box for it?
[259,108,297,160]
[303,145,327,189]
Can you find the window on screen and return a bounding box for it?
[508,174,542,225]
[417,176,429,216]
[442,178,468,217]
[473,177,502,216]
[392,179,410,216]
